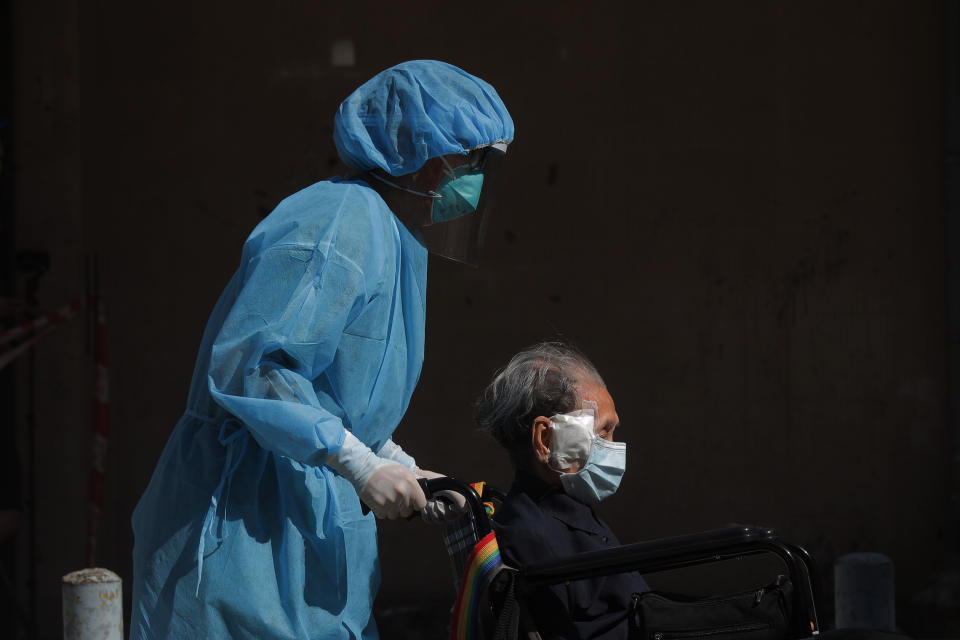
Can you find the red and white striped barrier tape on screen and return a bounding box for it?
[0,293,110,566]
[0,326,54,371]
[0,297,88,346]
[0,297,89,371]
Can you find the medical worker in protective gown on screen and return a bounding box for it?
[130,60,514,639]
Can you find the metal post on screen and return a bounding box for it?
[834,553,895,631]
[61,568,122,640]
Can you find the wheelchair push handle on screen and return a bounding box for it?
[419,476,493,536]
[358,476,488,531]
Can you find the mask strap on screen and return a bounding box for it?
[365,171,442,200]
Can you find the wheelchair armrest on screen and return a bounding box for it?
[518,525,820,638]
[520,524,773,587]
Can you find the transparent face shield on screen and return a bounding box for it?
[418,142,508,267]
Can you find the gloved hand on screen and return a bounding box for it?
[359,463,427,519]
[325,431,426,519]
[374,439,468,522]
[416,468,469,524]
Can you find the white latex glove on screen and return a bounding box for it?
[325,431,426,519]
[360,463,427,519]
[375,442,466,522]
[416,468,469,524]
[376,438,418,470]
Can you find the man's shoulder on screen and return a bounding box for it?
[494,487,546,527]
[492,488,564,567]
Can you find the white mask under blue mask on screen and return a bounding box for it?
[547,404,626,505]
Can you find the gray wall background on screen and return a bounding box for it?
[7,0,955,637]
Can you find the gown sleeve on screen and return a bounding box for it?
[207,240,367,467]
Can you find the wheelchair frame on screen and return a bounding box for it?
[421,476,822,640]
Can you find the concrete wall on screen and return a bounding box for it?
[8,1,951,636]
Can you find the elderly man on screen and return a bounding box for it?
[475,342,648,640]
[131,60,513,639]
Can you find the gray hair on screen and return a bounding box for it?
[474,341,605,467]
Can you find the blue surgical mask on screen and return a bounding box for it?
[559,437,626,505]
[431,171,484,223]
[547,406,627,505]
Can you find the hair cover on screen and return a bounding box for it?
[333,60,514,176]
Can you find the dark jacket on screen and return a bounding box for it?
[492,471,649,639]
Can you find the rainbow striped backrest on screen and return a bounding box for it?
[449,531,504,640]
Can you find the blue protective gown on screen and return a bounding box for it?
[131,177,427,639]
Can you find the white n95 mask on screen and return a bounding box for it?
[547,404,627,505]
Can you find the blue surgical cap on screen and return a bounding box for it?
[333,60,514,176]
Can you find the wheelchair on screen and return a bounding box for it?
[419,477,822,640]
